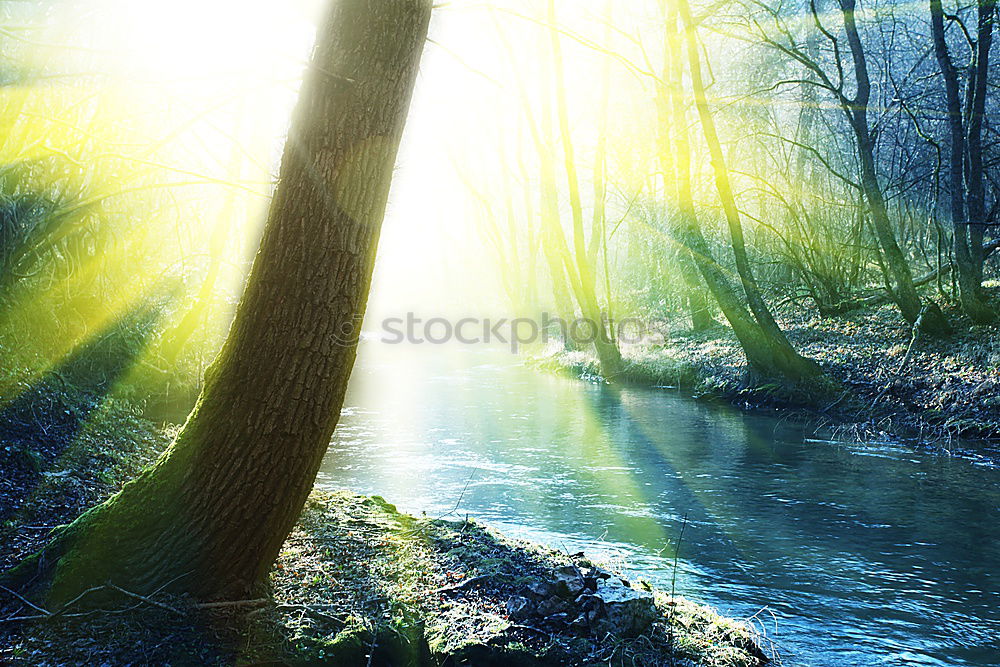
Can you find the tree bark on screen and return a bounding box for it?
[929,0,994,322]
[673,0,819,377]
[545,0,622,378]
[968,0,997,292]
[539,152,580,348]
[8,0,432,605]
[655,2,716,332]
[665,0,820,379]
[677,0,788,340]
[839,0,949,332]
[678,243,717,331]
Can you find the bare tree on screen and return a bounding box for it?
[929,0,995,322]
[666,0,821,379]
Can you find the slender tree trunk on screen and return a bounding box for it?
[839,0,949,332]
[539,160,580,348]
[546,0,622,378]
[930,0,994,322]
[968,0,997,292]
[665,0,820,379]
[7,0,431,605]
[677,0,785,339]
[587,1,626,370]
[655,3,715,332]
[535,48,581,349]
[678,242,716,331]
[674,0,819,377]
[494,20,577,343]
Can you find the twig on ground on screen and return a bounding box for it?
[276,603,348,626]
[872,305,927,407]
[506,623,551,638]
[47,585,107,618]
[433,574,491,596]
[0,584,51,617]
[193,598,268,610]
[105,583,185,617]
[0,581,182,624]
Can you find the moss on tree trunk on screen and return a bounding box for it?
[6,0,432,606]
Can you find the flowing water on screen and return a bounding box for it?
[317,341,1000,667]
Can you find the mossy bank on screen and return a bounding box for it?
[1,401,768,665]
[534,300,1000,450]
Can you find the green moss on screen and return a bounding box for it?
[263,490,769,666]
[2,485,769,665]
[3,392,768,666]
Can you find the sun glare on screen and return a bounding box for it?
[104,0,321,79]
[0,1,331,403]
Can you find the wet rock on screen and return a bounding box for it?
[591,584,657,637]
[597,575,631,589]
[507,563,661,639]
[574,593,602,613]
[583,566,612,581]
[505,596,531,621]
[581,567,610,592]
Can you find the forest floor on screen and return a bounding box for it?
[0,394,769,665]
[535,297,1000,453]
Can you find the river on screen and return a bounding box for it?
[317,341,1000,666]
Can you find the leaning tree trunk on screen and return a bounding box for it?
[677,0,779,339]
[7,0,432,606]
[546,0,622,379]
[674,0,820,378]
[655,6,715,333]
[664,0,820,380]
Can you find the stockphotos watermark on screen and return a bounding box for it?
[341,312,671,352]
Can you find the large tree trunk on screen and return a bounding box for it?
[929,0,994,322]
[7,0,431,605]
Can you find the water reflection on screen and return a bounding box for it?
[318,342,1000,667]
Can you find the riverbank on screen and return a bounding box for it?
[1,396,768,665]
[534,301,1000,448]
